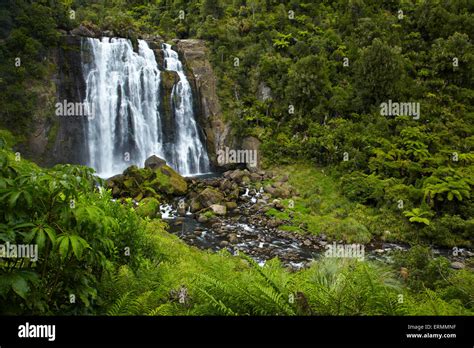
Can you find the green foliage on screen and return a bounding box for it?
[0,146,155,314]
[341,172,386,205]
[354,38,405,110]
[136,197,160,218]
[403,208,432,226]
[297,258,404,315]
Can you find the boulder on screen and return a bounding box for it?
[190,198,201,212]
[227,188,240,201]
[450,262,465,270]
[197,187,224,207]
[197,214,208,223]
[103,30,115,37]
[150,165,188,196]
[264,184,276,196]
[250,173,262,182]
[267,219,283,228]
[219,179,232,191]
[106,174,125,196]
[209,204,227,216]
[225,201,238,210]
[144,155,167,170]
[228,233,238,243]
[229,169,245,182]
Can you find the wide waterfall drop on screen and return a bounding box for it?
[81,37,210,177]
[162,43,210,175]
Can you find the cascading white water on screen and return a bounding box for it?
[82,37,163,177]
[162,43,210,175]
[81,38,210,177]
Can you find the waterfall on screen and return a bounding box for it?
[162,43,210,175]
[81,38,210,177]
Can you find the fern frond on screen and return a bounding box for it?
[197,287,237,316]
[107,291,133,316]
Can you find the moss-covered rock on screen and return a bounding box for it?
[150,165,187,196]
[136,197,160,218]
[197,187,224,207]
[225,201,238,210]
[106,163,187,199]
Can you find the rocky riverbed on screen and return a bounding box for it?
[163,182,472,270]
[106,155,473,271]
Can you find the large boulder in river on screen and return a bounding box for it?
[106,163,187,198]
[150,165,188,196]
[197,187,224,207]
[144,155,167,170]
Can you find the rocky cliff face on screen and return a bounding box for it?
[17,35,88,167]
[175,39,234,165]
[50,35,88,166]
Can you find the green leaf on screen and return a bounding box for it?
[409,217,430,225]
[22,191,32,207]
[8,191,21,208]
[69,235,87,259]
[36,230,46,251]
[22,227,38,243]
[13,222,35,230]
[44,226,57,247]
[58,236,70,260]
[11,275,29,300]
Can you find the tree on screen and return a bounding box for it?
[201,0,223,19]
[286,54,331,127]
[431,33,474,89]
[354,38,405,110]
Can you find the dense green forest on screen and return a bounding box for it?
[0,0,473,316]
